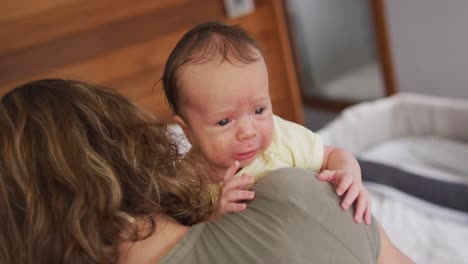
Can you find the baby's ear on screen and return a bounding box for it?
[174,114,191,137]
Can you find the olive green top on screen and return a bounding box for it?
[161,168,380,264]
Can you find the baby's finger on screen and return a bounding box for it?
[353,192,368,223]
[316,170,336,183]
[224,202,247,213]
[336,175,353,196]
[222,173,254,193]
[233,173,254,190]
[364,200,372,225]
[223,161,240,182]
[340,183,360,210]
[224,190,255,203]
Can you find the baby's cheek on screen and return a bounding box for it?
[262,126,274,151]
[261,139,272,153]
[211,139,234,161]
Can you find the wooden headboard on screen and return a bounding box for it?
[0,0,303,124]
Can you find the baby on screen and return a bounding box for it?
[163,21,371,224]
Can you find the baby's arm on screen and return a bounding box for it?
[272,115,371,223]
[317,145,371,224]
[210,161,255,220]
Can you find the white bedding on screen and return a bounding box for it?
[360,137,468,264]
[367,182,468,263]
[361,136,468,184]
[319,93,468,264]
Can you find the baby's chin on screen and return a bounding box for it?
[236,155,258,170]
[211,155,259,177]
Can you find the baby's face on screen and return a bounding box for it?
[175,58,274,175]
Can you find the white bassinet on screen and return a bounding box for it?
[319,93,468,264]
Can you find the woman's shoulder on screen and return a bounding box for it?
[253,168,351,227]
[255,167,331,200]
[162,168,380,263]
[254,168,380,262]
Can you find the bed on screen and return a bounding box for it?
[318,93,468,263]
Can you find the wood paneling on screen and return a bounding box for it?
[0,0,303,124]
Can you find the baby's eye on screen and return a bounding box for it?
[254,107,265,115]
[217,119,231,126]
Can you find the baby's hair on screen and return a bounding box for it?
[162,21,263,115]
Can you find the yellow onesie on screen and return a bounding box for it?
[234,115,324,181]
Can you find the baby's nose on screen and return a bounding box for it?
[237,122,256,141]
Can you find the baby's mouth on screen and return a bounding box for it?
[233,149,258,161]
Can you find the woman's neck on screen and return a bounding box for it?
[118,216,189,264]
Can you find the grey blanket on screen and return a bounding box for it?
[359,159,468,212]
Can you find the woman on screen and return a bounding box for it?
[0,79,412,263]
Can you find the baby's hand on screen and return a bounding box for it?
[317,170,372,225]
[211,161,255,220]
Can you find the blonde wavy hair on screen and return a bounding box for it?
[0,79,215,264]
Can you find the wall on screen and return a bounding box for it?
[385,0,468,98]
[0,0,304,124]
[286,0,376,90]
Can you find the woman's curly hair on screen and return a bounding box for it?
[0,79,215,264]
